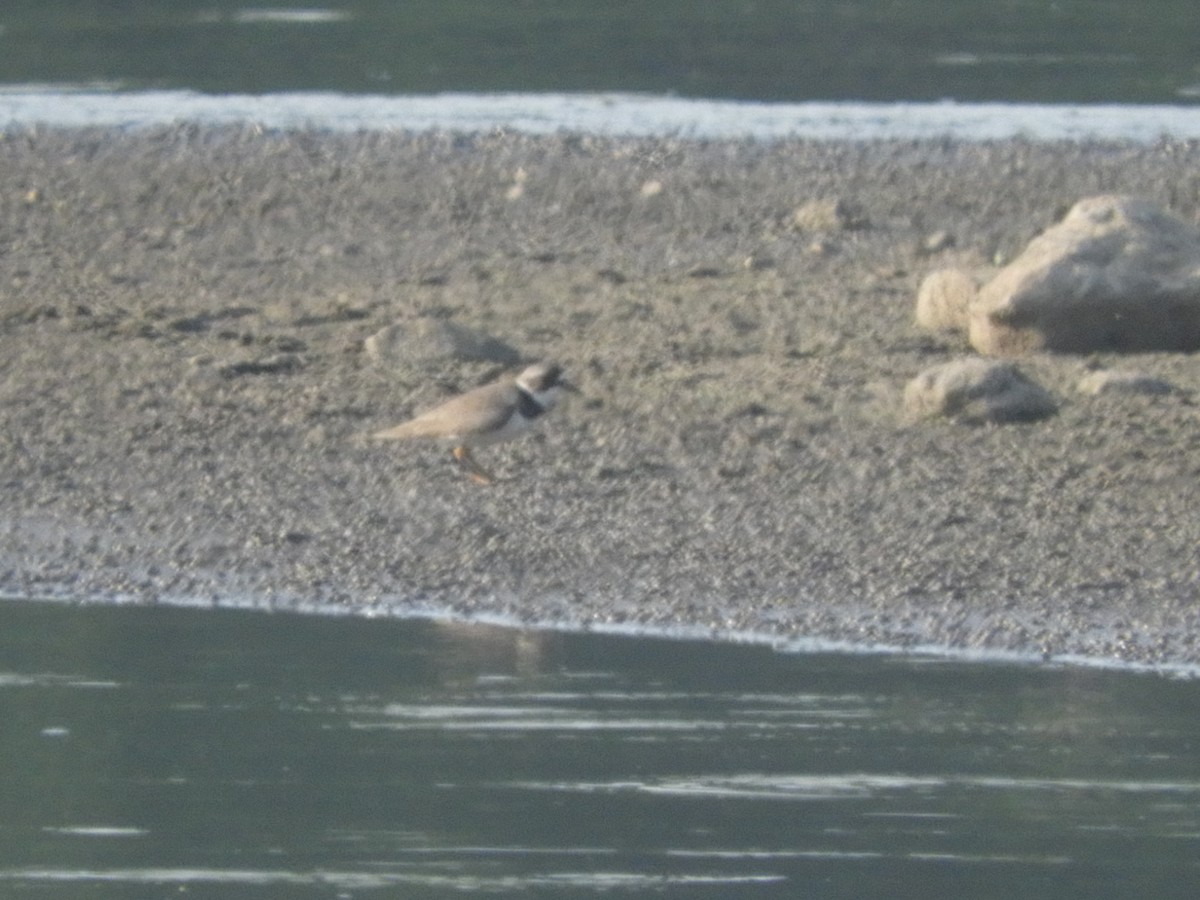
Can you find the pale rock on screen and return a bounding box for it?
[505,166,528,199]
[364,319,520,367]
[970,195,1200,355]
[904,358,1057,424]
[742,253,775,271]
[915,268,976,333]
[1077,370,1176,396]
[792,197,862,232]
[921,230,956,254]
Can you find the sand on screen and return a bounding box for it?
[1,125,1198,669]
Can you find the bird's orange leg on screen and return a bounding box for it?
[452,446,495,485]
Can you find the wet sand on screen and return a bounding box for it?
[1,125,1198,669]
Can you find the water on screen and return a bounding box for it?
[1,0,1198,103]
[2,2,1200,140]
[2,600,1198,897]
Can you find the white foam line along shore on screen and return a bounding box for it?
[3,89,1200,140]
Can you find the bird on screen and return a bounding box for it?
[372,361,573,484]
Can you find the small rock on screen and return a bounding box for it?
[915,269,976,333]
[904,358,1057,424]
[742,253,775,271]
[1077,370,1176,396]
[364,319,521,367]
[639,179,663,198]
[506,167,528,200]
[921,230,956,254]
[792,197,863,232]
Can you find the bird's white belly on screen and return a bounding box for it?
[460,412,534,447]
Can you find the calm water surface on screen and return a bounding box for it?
[0,0,1198,103]
[1,600,1198,897]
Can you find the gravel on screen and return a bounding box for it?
[1,125,1198,670]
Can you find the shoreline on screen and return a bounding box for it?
[8,91,1200,141]
[9,591,1200,680]
[2,125,1199,670]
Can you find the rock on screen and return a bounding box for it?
[921,230,956,254]
[639,179,664,198]
[904,358,1057,423]
[742,253,775,271]
[505,167,528,200]
[916,268,976,333]
[792,197,863,232]
[1077,370,1176,396]
[970,195,1200,355]
[364,319,520,367]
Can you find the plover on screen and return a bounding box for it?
[372,362,572,484]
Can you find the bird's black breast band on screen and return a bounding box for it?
[516,388,546,419]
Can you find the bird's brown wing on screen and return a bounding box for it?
[372,381,516,440]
